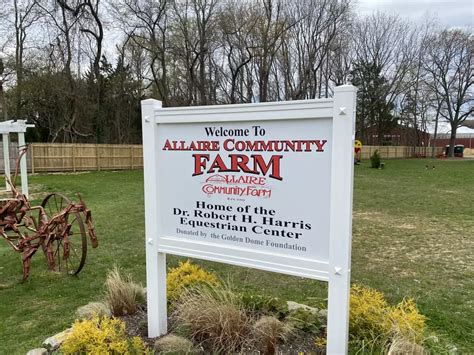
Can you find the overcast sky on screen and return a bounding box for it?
[356,0,474,29]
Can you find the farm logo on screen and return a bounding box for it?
[201,174,272,198]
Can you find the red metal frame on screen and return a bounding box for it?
[0,146,98,280]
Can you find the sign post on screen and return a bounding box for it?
[327,86,357,354]
[142,99,168,337]
[142,85,357,354]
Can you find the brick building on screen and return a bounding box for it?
[431,133,474,149]
[363,125,431,146]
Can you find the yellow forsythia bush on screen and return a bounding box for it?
[388,298,426,342]
[349,284,426,344]
[350,284,392,341]
[61,315,147,354]
[167,261,220,305]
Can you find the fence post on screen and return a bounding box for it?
[31,144,35,174]
[72,144,76,172]
[60,144,64,171]
[130,145,134,169]
[96,144,101,171]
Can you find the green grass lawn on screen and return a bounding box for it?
[0,159,473,353]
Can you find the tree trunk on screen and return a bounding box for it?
[431,107,440,158]
[0,60,7,120]
[448,126,457,157]
[259,65,269,102]
[199,49,206,105]
[0,90,7,121]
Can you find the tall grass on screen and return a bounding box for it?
[105,267,146,316]
[175,283,253,352]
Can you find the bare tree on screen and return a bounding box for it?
[171,0,200,105]
[38,1,88,142]
[0,7,9,120]
[171,0,219,105]
[111,0,170,105]
[352,13,420,141]
[2,0,471,149]
[12,0,41,119]
[355,13,420,103]
[57,0,105,142]
[251,0,293,102]
[279,0,351,100]
[0,57,8,120]
[194,0,218,105]
[217,0,257,103]
[398,23,434,150]
[424,29,473,157]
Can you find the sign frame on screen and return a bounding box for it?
[141,85,357,354]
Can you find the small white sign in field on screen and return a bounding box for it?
[142,85,357,354]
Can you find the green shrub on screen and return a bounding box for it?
[61,315,147,354]
[370,150,382,168]
[154,334,196,353]
[286,308,323,334]
[105,267,146,316]
[167,261,220,306]
[75,301,111,320]
[240,293,288,319]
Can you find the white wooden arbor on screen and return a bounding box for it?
[0,120,35,197]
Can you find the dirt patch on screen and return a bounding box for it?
[397,223,417,230]
[354,211,384,219]
[353,210,474,277]
[278,331,324,354]
[120,308,158,349]
[439,189,459,194]
[354,211,419,230]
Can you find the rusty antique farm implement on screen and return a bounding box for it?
[1,146,98,280]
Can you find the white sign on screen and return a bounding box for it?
[142,85,357,354]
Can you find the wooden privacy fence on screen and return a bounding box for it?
[0,143,446,174]
[360,145,443,160]
[464,148,474,157]
[29,144,143,173]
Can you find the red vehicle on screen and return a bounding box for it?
[0,146,98,280]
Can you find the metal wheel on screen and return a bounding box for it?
[41,193,87,275]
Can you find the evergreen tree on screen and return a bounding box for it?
[351,61,396,145]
